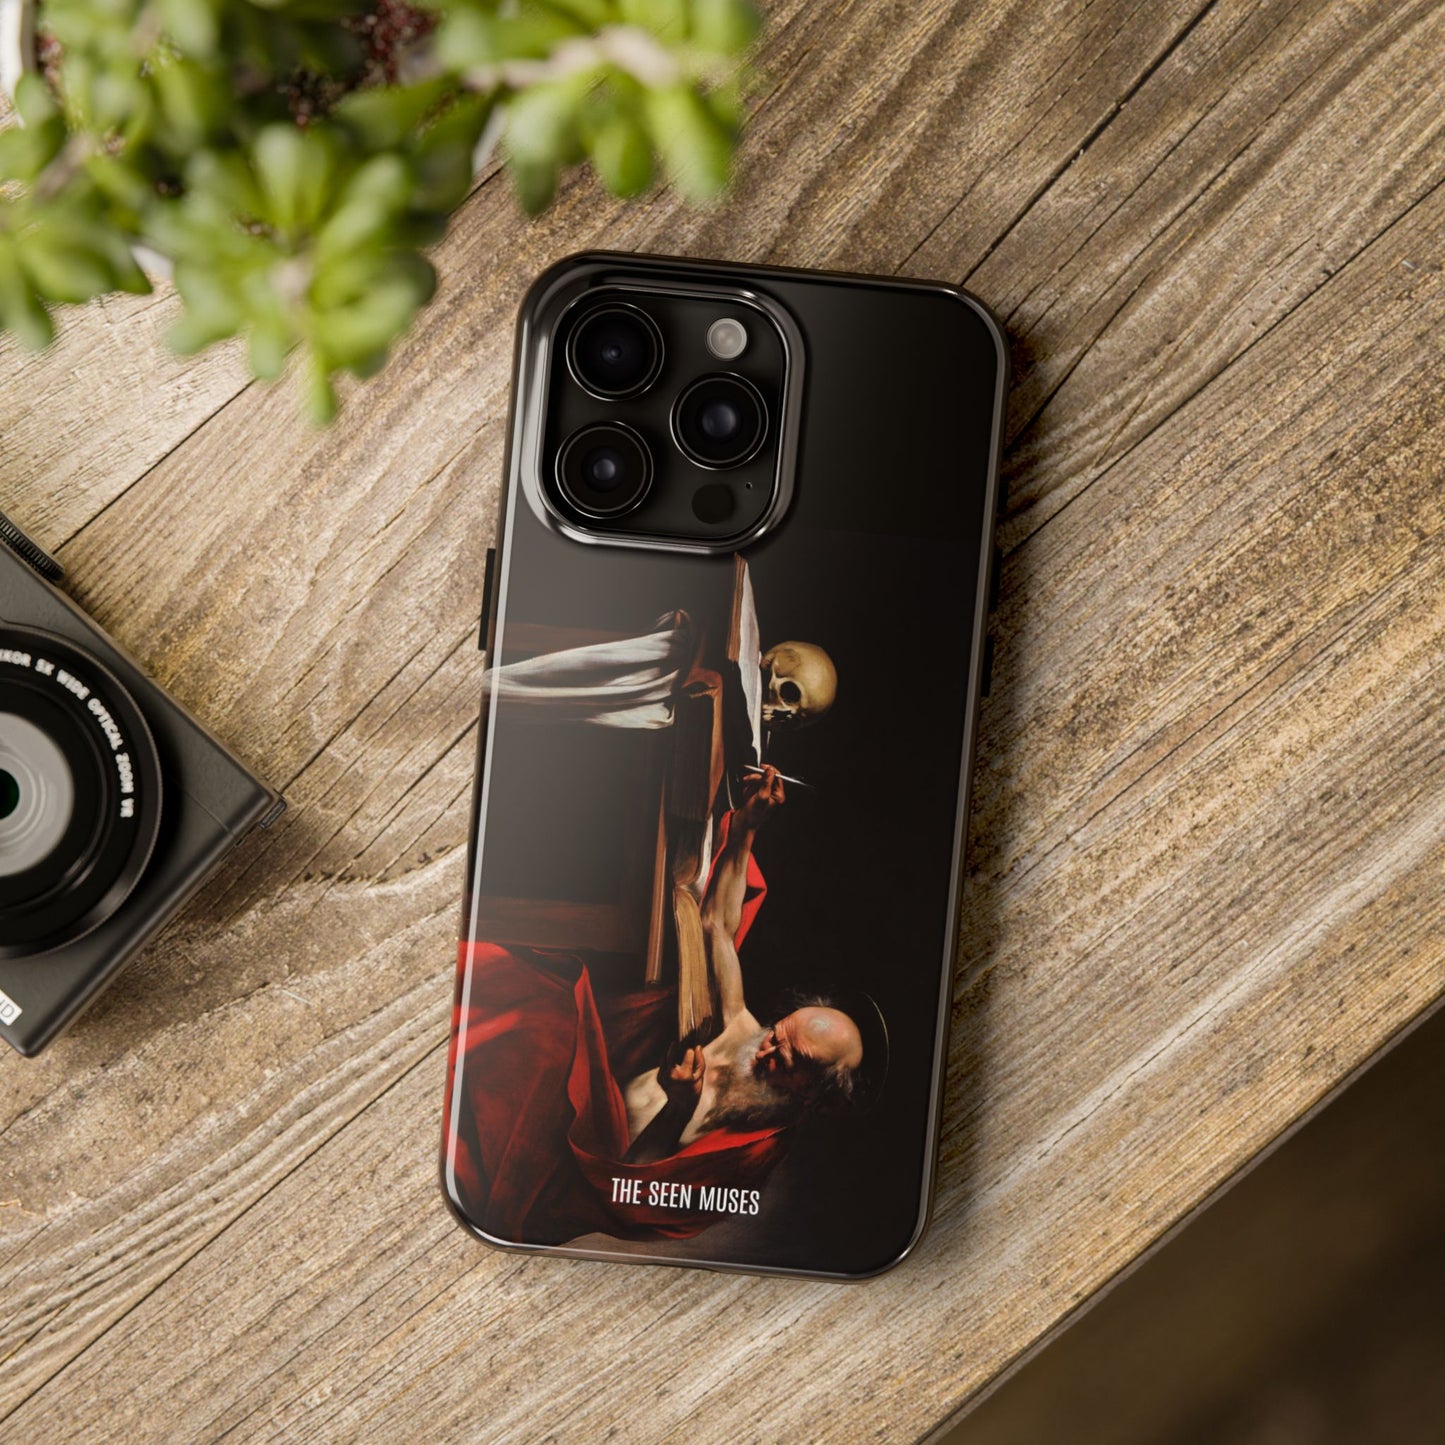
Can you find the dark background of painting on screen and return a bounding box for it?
[481,517,981,1272]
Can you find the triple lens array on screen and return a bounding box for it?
[552,300,774,528]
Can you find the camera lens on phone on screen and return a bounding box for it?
[567,305,664,398]
[556,423,654,518]
[672,375,768,469]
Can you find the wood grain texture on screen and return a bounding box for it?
[4,0,1445,1440]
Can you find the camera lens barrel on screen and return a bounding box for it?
[567,304,664,399]
[0,626,163,959]
[556,423,655,518]
[672,374,769,469]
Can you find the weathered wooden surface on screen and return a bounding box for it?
[4,0,1445,1440]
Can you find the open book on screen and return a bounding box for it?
[667,556,764,1038]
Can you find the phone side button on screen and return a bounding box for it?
[478,547,497,652]
[981,634,996,698]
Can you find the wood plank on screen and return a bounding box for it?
[4,0,1445,1440]
[0,291,252,545]
[2,0,1225,1404]
[948,0,1445,551]
[6,167,1444,1444]
[0,880,456,1405]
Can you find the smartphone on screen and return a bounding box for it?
[441,251,1006,1278]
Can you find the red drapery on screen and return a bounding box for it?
[444,818,787,1244]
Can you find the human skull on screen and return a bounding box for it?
[760,642,837,728]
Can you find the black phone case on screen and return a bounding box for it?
[441,252,1006,1278]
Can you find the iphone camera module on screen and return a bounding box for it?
[534,277,802,550]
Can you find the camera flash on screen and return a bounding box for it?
[706,317,749,360]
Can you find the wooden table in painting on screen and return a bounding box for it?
[3,2,1444,1441]
[477,554,761,1032]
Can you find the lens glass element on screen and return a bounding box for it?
[567,305,663,398]
[556,424,654,518]
[673,374,768,469]
[0,626,164,959]
[0,715,75,878]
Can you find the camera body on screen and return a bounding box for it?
[0,513,281,1056]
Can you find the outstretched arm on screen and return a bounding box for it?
[701,767,785,1024]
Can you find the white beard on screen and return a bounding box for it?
[704,1029,800,1132]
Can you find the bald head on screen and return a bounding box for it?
[754,1005,862,1096]
[792,1006,863,1069]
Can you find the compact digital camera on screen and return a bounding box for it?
[0,509,282,1056]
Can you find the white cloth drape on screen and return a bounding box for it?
[483,617,689,728]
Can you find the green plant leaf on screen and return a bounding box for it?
[489,12,585,60]
[253,125,341,236]
[590,111,652,197]
[152,59,224,147]
[18,241,113,304]
[537,0,615,27]
[509,155,557,214]
[410,93,494,212]
[315,154,414,257]
[335,79,454,149]
[250,0,365,19]
[643,84,732,200]
[13,73,60,128]
[170,259,248,341]
[90,69,150,134]
[433,6,494,71]
[345,345,391,380]
[95,230,152,295]
[83,153,154,211]
[293,20,367,76]
[168,308,236,353]
[619,0,687,39]
[436,8,579,68]
[305,358,338,425]
[504,77,590,166]
[160,0,220,56]
[690,0,759,55]
[185,150,268,219]
[248,315,292,378]
[704,74,743,129]
[540,0,613,27]
[0,247,56,349]
[0,123,64,182]
[315,302,409,367]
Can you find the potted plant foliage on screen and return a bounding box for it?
[0,0,760,418]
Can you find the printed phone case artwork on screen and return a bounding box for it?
[442,256,1005,1278]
